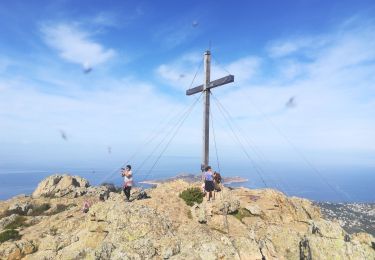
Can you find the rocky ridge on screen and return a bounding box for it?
[0,174,373,259]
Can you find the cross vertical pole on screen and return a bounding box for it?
[202,50,211,171]
[186,51,234,172]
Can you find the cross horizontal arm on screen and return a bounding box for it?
[186,85,203,96]
[186,74,234,96]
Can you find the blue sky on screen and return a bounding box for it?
[0,1,375,170]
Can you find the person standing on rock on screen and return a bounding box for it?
[213,171,222,191]
[121,165,133,201]
[213,171,222,200]
[203,166,215,202]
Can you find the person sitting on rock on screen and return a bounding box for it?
[203,166,215,202]
[121,165,133,201]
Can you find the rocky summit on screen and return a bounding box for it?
[0,175,374,260]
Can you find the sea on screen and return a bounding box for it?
[0,161,374,203]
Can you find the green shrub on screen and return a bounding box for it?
[232,208,252,223]
[29,203,51,216]
[0,229,21,243]
[4,216,28,229]
[179,187,204,206]
[1,209,19,217]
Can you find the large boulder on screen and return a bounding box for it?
[211,195,240,215]
[0,239,37,259]
[191,203,207,224]
[86,186,112,201]
[32,174,90,198]
[245,205,264,216]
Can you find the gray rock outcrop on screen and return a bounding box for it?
[0,214,19,231]
[32,174,90,198]
[7,202,32,216]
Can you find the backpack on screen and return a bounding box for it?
[137,191,149,200]
[214,172,222,183]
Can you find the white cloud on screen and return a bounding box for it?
[41,23,116,67]
[2,18,375,168]
[0,70,204,168]
[156,52,260,92]
[267,35,328,58]
[277,59,305,80]
[226,56,260,82]
[211,22,375,166]
[154,22,375,166]
[155,52,205,91]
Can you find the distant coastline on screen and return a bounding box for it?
[138,173,248,186]
[1,167,374,202]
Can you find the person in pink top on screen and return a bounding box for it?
[121,165,133,201]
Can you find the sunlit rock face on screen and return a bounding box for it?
[32,174,90,198]
[0,175,373,259]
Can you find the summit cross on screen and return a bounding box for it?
[186,51,234,171]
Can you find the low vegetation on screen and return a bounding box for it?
[4,216,28,229]
[0,229,21,243]
[2,202,76,217]
[49,227,58,236]
[179,187,204,206]
[29,203,51,216]
[1,209,17,218]
[29,202,78,216]
[56,204,69,213]
[49,203,77,215]
[232,208,252,223]
[43,193,57,198]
